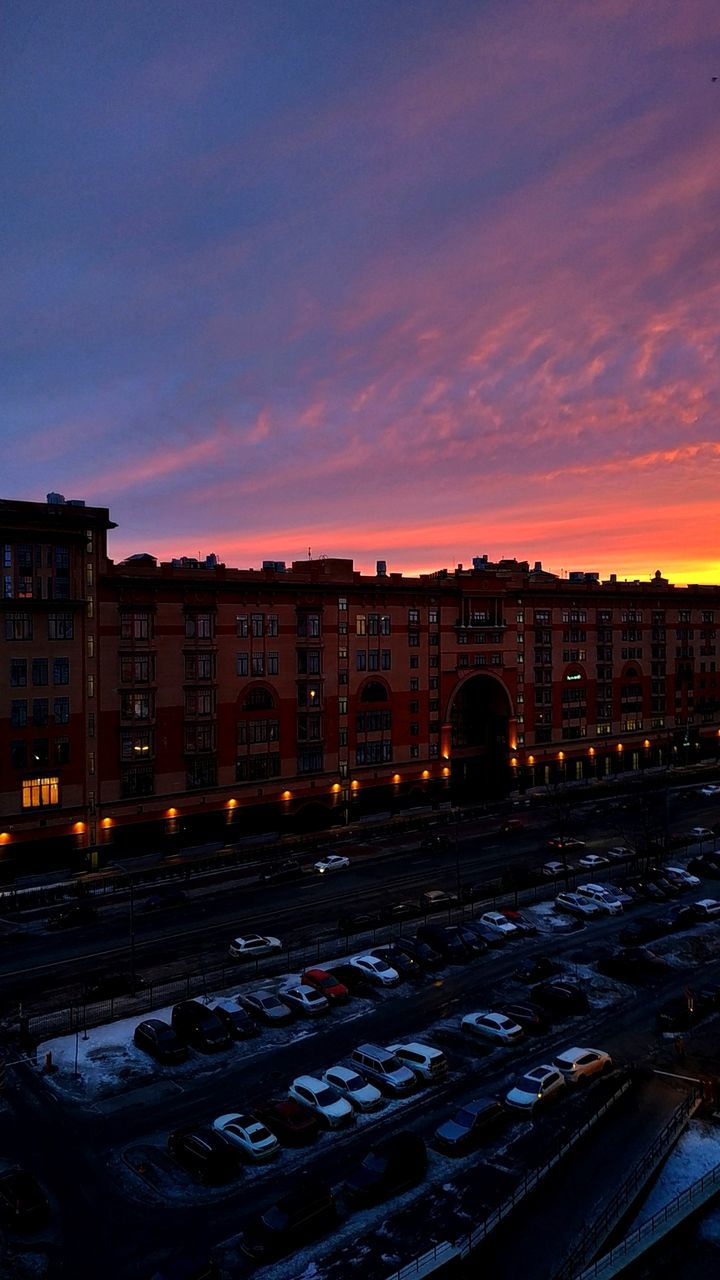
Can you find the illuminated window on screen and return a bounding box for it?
[22,776,59,809]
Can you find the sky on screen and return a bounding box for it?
[2,0,720,583]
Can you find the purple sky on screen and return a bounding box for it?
[3,0,720,581]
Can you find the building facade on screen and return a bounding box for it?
[2,495,719,866]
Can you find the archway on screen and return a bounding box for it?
[445,673,513,801]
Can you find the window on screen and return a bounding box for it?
[121,766,155,798]
[298,747,324,774]
[297,612,321,637]
[356,651,367,671]
[30,658,48,686]
[32,698,48,726]
[410,745,420,758]
[408,609,420,624]
[252,613,264,637]
[410,655,419,668]
[236,652,249,677]
[121,654,152,683]
[535,610,551,624]
[367,649,379,671]
[429,608,438,625]
[368,613,379,636]
[235,753,280,781]
[185,690,213,716]
[5,612,32,640]
[186,758,218,789]
[22,776,59,809]
[380,615,391,635]
[338,697,348,716]
[410,722,419,735]
[297,713,322,741]
[121,730,153,761]
[120,610,151,641]
[88,712,95,737]
[410,678,419,692]
[185,725,216,753]
[381,649,391,670]
[338,669,348,684]
[297,649,321,674]
[185,653,213,680]
[185,611,213,639]
[429,676,438,689]
[356,742,392,764]
[251,653,265,676]
[243,687,275,710]
[410,699,419,713]
[408,630,420,647]
[236,615,249,637]
[297,682,322,708]
[356,615,366,636]
[360,681,388,702]
[266,614,278,637]
[53,657,69,685]
[121,691,153,720]
[268,651,279,675]
[11,699,27,727]
[53,697,70,725]
[338,597,347,611]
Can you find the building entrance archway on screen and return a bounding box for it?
[446,673,513,801]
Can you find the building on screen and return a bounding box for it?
[2,495,719,867]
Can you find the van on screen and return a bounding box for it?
[240,1181,337,1261]
[350,1043,418,1096]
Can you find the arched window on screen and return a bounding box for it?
[360,680,388,704]
[241,686,275,711]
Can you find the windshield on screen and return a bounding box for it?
[344,1072,364,1090]
[361,1153,387,1174]
[313,1086,338,1106]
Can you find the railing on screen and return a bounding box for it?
[552,1086,701,1280]
[384,1241,460,1280]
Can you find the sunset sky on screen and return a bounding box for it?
[3,0,720,583]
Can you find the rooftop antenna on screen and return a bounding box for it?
[308,546,312,560]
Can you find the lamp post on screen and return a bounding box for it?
[111,862,136,991]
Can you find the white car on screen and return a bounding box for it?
[577,853,609,869]
[664,865,701,889]
[606,846,634,861]
[461,1011,523,1045]
[349,954,400,986]
[478,911,518,937]
[228,933,282,960]
[575,884,623,915]
[212,1112,279,1161]
[692,898,720,920]
[279,984,329,1017]
[552,1046,612,1084]
[314,854,350,874]
[322,1065,383,1111]
[505,1065,565,1111]
[542,861,569,878]
[691,827,714,840]
[699,785,720,797]
[288,1074,354,1127]
[554,892,602,920]
[386,1042,448,1082]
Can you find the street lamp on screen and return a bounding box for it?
[110,861,136,991]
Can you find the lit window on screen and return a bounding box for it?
[22,776,60,809]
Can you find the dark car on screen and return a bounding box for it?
[596,947,669,981]
[143,887,187,910]
[500,909,538,936]
[394,936,444,970]
[656,997,698,1033]
[0,1168,49,1231]
[167,1127,238,1184]
[240,990,294,1026]
[343,1131,427,1206]
[688,855,720,878]
[618,917,668,946]
[416,923,472,963]
[500,1001,552,1034]
[133,1018,189,1064]
[301,967,350,1004]
[47,903,98,930]
[433,1097,506,1154]
[84,971,147,1001]
[240,1181,337,1261]
[420,889,460,912]
[260,858,304,884]
[171,1001,231,1052]
[337,910,382,935]
[654,904,696,932]
[370,944,424,979]
[211,1004,259,1040]
[256,1099,321,1146]
[453,922,489,957]
[462,919,506,949]
[513,955,562,983]
[500,817,525,835]
[530,980,590,1016]
[330,962,375,995]
[379,899,421,924]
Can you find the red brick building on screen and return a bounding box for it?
[2,495,719,866]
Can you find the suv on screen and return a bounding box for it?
[386,1042,448,1083]
[350,1043,418,1096]
[171,1001,230,1052]
[552,1046,611,1083]
[433,1098,505,1154]
[241,1181,337,1262]
[344,1131,427,1206]
[575,885,623,915]
[167,1127,238,1184]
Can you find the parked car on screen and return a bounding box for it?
[606,846,635,861]
[453,921,490,956]
[575,884,623,915]
[618,917,668,945]
[552,1046,612,1083]
[240,1181,337,1262]
[654,904,697,932]
[379,899,421,924]
[314,854,350,874]
[329,962,375,994]
[350,1043,418,1096]
[370,944,424,979]
[691,898,720,920]
[461,918,507,948]
[167,1127,238,1184]
[322,1065,383,1112]
[542,861,570,878]
[211,1004,259,1040]
[239,989,294,1026]
[555,892,602,920]
[461,1011,524,1045]
[433,1098,506,1154]
[592,882,635,907]
[420,888,459,912]
[505,1065,565,1111]
[288,1075,354,1128]
[343,1131,427,1206]
[688,855,720,878]
[279,984,330,1017]
[664,866,701,889]
[699,785,720,797]
[501,1001,553,1034]
[47,903,98,930]
[228,933,282,961]
[577,853,610,870]
[213,1113,279,1161]
[691,827,715,840]
[393,935,444,969]
[500,909,538,936]
[301,968,350,1004]
[349,954,400,986]
[133,1018,188,1064]
[259,858,303,884]
[513,955,562,983]
[478,910,518,937]
[386,1042,448,1083]
[416,922,472,962]
[500,817,525,835]
[171,1001,230,1053]
[548,837,586,851]
[596,947,669,981]
[84,971,147,1001]
[530,980,590,1015]
[256,1099,321,1146]
[0,1167,49,1231]
[143,888,187,910]
[337,909,382,934]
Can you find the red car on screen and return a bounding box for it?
[301,968,350,1004]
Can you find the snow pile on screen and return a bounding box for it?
[628,1119,720,1231]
